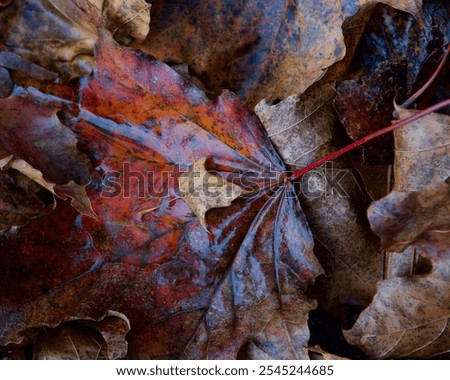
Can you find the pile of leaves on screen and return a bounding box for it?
[0,0,449,360]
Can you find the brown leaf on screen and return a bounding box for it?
[345,182,450,358]
[178,157,246,231]
[256,85,382,311]
[393,106,450,192]
[33,311,130,360]
[368,182,450,253]
[142,1,421,107]
[345,268,450,358]
[0,0,150,79]
[102,0,151,45]
[0,168,53,231]
[344,171,450,358]
[308,345,350,360]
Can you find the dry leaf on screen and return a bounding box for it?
[393,106,450,192]
[379,106,450,279]
[102,0,151,45]
[344,171,450,358]
[345,183,450,358]
[178,158,246,231]
[308,345,350,360]
[256,85,382,311]
[0,167,53,230]
[33,311,130,360]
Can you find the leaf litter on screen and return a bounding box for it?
[0,0,449,360]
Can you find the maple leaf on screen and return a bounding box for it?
[256,85,382,312]
[392,106,449,191]
[141,0,423,106]
[0,31,323,359]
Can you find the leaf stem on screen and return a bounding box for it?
[400,44,450,109]
[289,98,450,181]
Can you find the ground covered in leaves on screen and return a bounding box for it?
[0,0,449,360]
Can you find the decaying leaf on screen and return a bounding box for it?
[0,0,150,79]
[334,62,407,200]
[256,85,382,312]
[33,311,130,360]
[345,182,450,358]
[143,0,422,107]
[393,106,450,192]
[368,182,450,253]
[0,167,53,231]
[308,345,350,360]
[0,31,323,359]
[342,77,450,357]
[0,88,95,218]
[354,0,449,94]
[178,157,246,231]
[102,0,151,45]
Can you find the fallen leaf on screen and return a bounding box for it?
[256,85,382,312]
[354,0,449,94]
[334,62,406,199]
[368,182,450,253]
[33,311,130,360]
[0,0,150,79]
[0,167,53,231]
[0,87,95,217]
[0,31,323,359]
[345,182,450,358]
[393,106,450,191]
[142,0,422,106]
[178,157,246,231]
[102,0,151,45]
[0,65,12,97]
[308,345,350,360]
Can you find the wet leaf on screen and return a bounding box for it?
[142,0,422,107]
[0,31,323,359]
[354,0,449,93]
[0,88,95,217]
[0,0,150,79]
